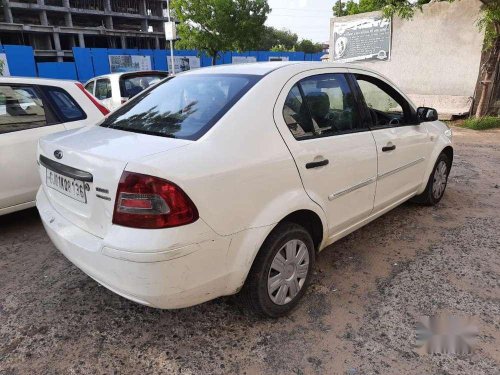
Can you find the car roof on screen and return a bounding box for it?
[183,61,369,76]
[0,76,78,86]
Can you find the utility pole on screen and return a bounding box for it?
[166,0,175,75]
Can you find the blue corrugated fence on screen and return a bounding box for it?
[0,45,324,82]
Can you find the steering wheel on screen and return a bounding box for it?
[389,118,400,126]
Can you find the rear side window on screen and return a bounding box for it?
[120,74,167,98]
[283,85,314,139]
[283,74,359,140]
[85,81,95,95]
[101,74,259,140]
[0,85,47,134]
[95,79,112,100]
[43,86,86,122]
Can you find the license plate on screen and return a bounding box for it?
[46,168,87,203]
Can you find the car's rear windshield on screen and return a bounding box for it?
[119,74,167,98]
[101,74,259,140]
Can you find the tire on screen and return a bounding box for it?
[411,153,450,206]
[240,222,315,318]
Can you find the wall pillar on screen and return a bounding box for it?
[120,35,127,49]
[37,0,49,26]
[78,33,85,48]
[104,0,113,29]
[139,0,149,32]
[53,32,61,50]
[2,0,13,23]
[62,0,73,27]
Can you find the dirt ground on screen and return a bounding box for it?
[1,127,499,375]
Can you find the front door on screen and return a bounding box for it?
[274,71,378,239]
[351,72,432,211]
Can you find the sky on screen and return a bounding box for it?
[266,0,336,43]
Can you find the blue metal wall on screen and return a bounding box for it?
[0,45,324,82]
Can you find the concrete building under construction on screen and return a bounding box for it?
[0,0,169,61]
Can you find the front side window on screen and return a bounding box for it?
[43,86,86,122]
[355,74,411,127]
[95,79,111,100]
[0,85,46,134]
[101,74,258,140]
[283,73,358,140]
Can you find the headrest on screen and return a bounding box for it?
[305,92,330,119]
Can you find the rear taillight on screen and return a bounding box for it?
[112,171,198,229]
[75,82,110,116]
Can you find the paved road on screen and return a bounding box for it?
[1,127,499,375]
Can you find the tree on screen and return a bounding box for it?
[259,26,298,51]
[295,39,323,54]
[332,0,384,17]
[171,0,270,65]
[381,0,499,117]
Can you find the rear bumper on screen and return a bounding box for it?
[36,187,234,309]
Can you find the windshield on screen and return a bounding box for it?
[119,74,167,98]
[101,74,259,140]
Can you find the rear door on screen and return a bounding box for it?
[274,70,377,239]
[0,84,65,211]
[350,71,431,211]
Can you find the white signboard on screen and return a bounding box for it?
[167,56,200,72]
[164,21,177,40]
[268,56,289,62]
[0,53,10,77]
[332,16,391,63]
[109,55,152,73]
[232,56,257,64]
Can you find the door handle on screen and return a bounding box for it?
[382,144,396,152]
[306,159,329,169]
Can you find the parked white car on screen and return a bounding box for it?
[36,62,453,317]
[0,77,108,216]
[84,71,168,111]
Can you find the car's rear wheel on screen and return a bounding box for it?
[412,153,450,205]
[240,222,315,318]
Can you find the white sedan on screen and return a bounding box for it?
[0,77,108,216]
[36,62,453,317]
[84,71,168,111]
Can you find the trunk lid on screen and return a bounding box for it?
[38,126,190,238]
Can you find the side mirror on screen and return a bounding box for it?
[417,107,438,122]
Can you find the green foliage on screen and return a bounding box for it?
[270,44,293,52]
[332,0,384,17]
[463,116,500,130]
[0,59,4,76]
[171,0,270,63]
[259,26,298,51]
[477,1,500,50]
[294,39,323,54]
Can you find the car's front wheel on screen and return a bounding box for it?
[412,152,451,205]
[240,222,315,318]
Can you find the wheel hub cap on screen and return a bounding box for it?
[267,239,310,305]
[432,161,448,199]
